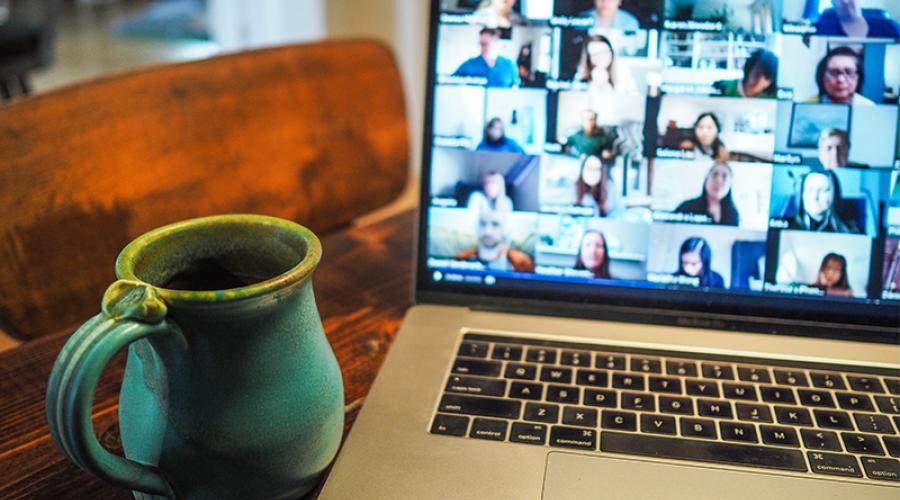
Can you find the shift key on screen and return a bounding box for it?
[439,394,521,419]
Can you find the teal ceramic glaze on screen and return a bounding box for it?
[46,215,344,499]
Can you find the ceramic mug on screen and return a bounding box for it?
[46,214,344,499]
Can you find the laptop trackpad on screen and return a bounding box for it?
[542,452,891,500]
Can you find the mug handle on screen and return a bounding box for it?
[46,280,182,498]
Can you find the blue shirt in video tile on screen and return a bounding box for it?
[453,55,520,87]
[814,8,900,38]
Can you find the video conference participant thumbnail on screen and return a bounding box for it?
[782,0,900,38]
[774,101,900,168]
[662,0,779,34]
[436,24,552,87]
[651,159,773,230]
[535,214,650,281]
[767,230,873,298]
[429,147,541,212]
[553,0,663,31]
[768,166,889,236]
[427,206,538,273]
[538,153,626,218]
[882,235,900,300]
[439,0,554,28]
[646,223,768,290]
[778,37,899,105]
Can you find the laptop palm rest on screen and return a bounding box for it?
[542,452,895,500]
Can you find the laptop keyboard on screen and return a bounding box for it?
[429,333,900,484]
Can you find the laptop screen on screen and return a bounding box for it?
[417,0,900,334]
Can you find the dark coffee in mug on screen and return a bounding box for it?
[163,258,273,291]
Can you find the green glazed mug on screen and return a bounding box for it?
[46,214,344,499]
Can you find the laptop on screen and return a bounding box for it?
[321,1,900,498]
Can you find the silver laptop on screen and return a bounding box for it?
[321,1,900,498]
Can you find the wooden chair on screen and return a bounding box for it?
[0,40,409,340]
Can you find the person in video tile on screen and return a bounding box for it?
[814,0,900,38]
[456,209,535,272]
[712,49,779,99]
[581,0,640,31]
[565,110,617,159]
[473,0,524,29]
[577,34,637,120]
[675,162,740,226]
[807,47,873,106]
[575,229,612,279]
[677,237,725,288]
[476,117,525,154]
[453,28,520,87]
[788,170,861,234]
[576,155,620,217]
[678,112,730,162]
[810,252,854,297]
[818,128,851,170]
[467,171,514,213]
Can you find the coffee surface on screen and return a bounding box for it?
[163,258,272,291]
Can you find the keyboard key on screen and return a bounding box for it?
[631,357,662,374]
[800,429,841,451]
[575,369,608,388]
[884,436,900,458]
[641,414,677,435]
[469,417,508,441]
[720,422,758,443]
[847,375,884,393]
[666,360,698,377]
[648,376,682,394]
[681,417,717,439]
[737,366,771,384]
[549,426,596,450]
[452,358,502,377]
[439,394,521,419]
[562,406,598,427]
[774,406,813,427]
[602,432,807,472]
[560,350,591,367]
[842,433,885,455]
[836,392,874,411]
[523,403,559,424]
[760,425,800,447]
[853,413,895,434]
[430,414,469,436]
[701,363,734,380]
[886,379,900,395]
[596,353,625,370]
[445,375,507,397]
[491,344,522,361]
[509,422,548,446]
[602,410,637,431]
[814,410,854,430]
[697,399,733,419]
[509,381,542,400]
[760,386,796,404]
[773,370,808,387]
[526,347,557,364]
[860,457,900,482]
[504,363,537,380]
[797,389,835,408]
[685,379,719,398]
[458,341,488,358]
[612,373,645,391]
[659,396,693,415]
[875,395,900,414]
[621,392,656,412]
[546,385,579,404]
[807,451,862,478]
[810,372,846,390]
[722,383,757,401]
[583,389,617,408]
[540,366,573,384]
[735,403,772,423]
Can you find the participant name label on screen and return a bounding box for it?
[663,20,723,31]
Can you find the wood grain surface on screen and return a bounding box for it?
[0,210,415,499]
[0,40,409,340]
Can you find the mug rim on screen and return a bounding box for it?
[115,214,322,305]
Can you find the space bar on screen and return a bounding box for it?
[601,432,808,472]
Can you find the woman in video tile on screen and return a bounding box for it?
[472,0,525,29]
[807,46,873,106]
[581,0,640,31]
[810,252,854,297]
[818,128,851,170]
[575,229,613,279]
[577,34,637,119]
[576,155,620,217]
[712,49,779,99]
[476,117,525,154]
[676,237,725,288]
[788,170,861,234]
[678,112,730,162]
[467,171,514,214]
[814,0,900,38]
[674,162,740,226]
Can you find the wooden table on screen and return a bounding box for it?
[0,210,415,499]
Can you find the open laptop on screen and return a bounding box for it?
[321,1,900,498]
